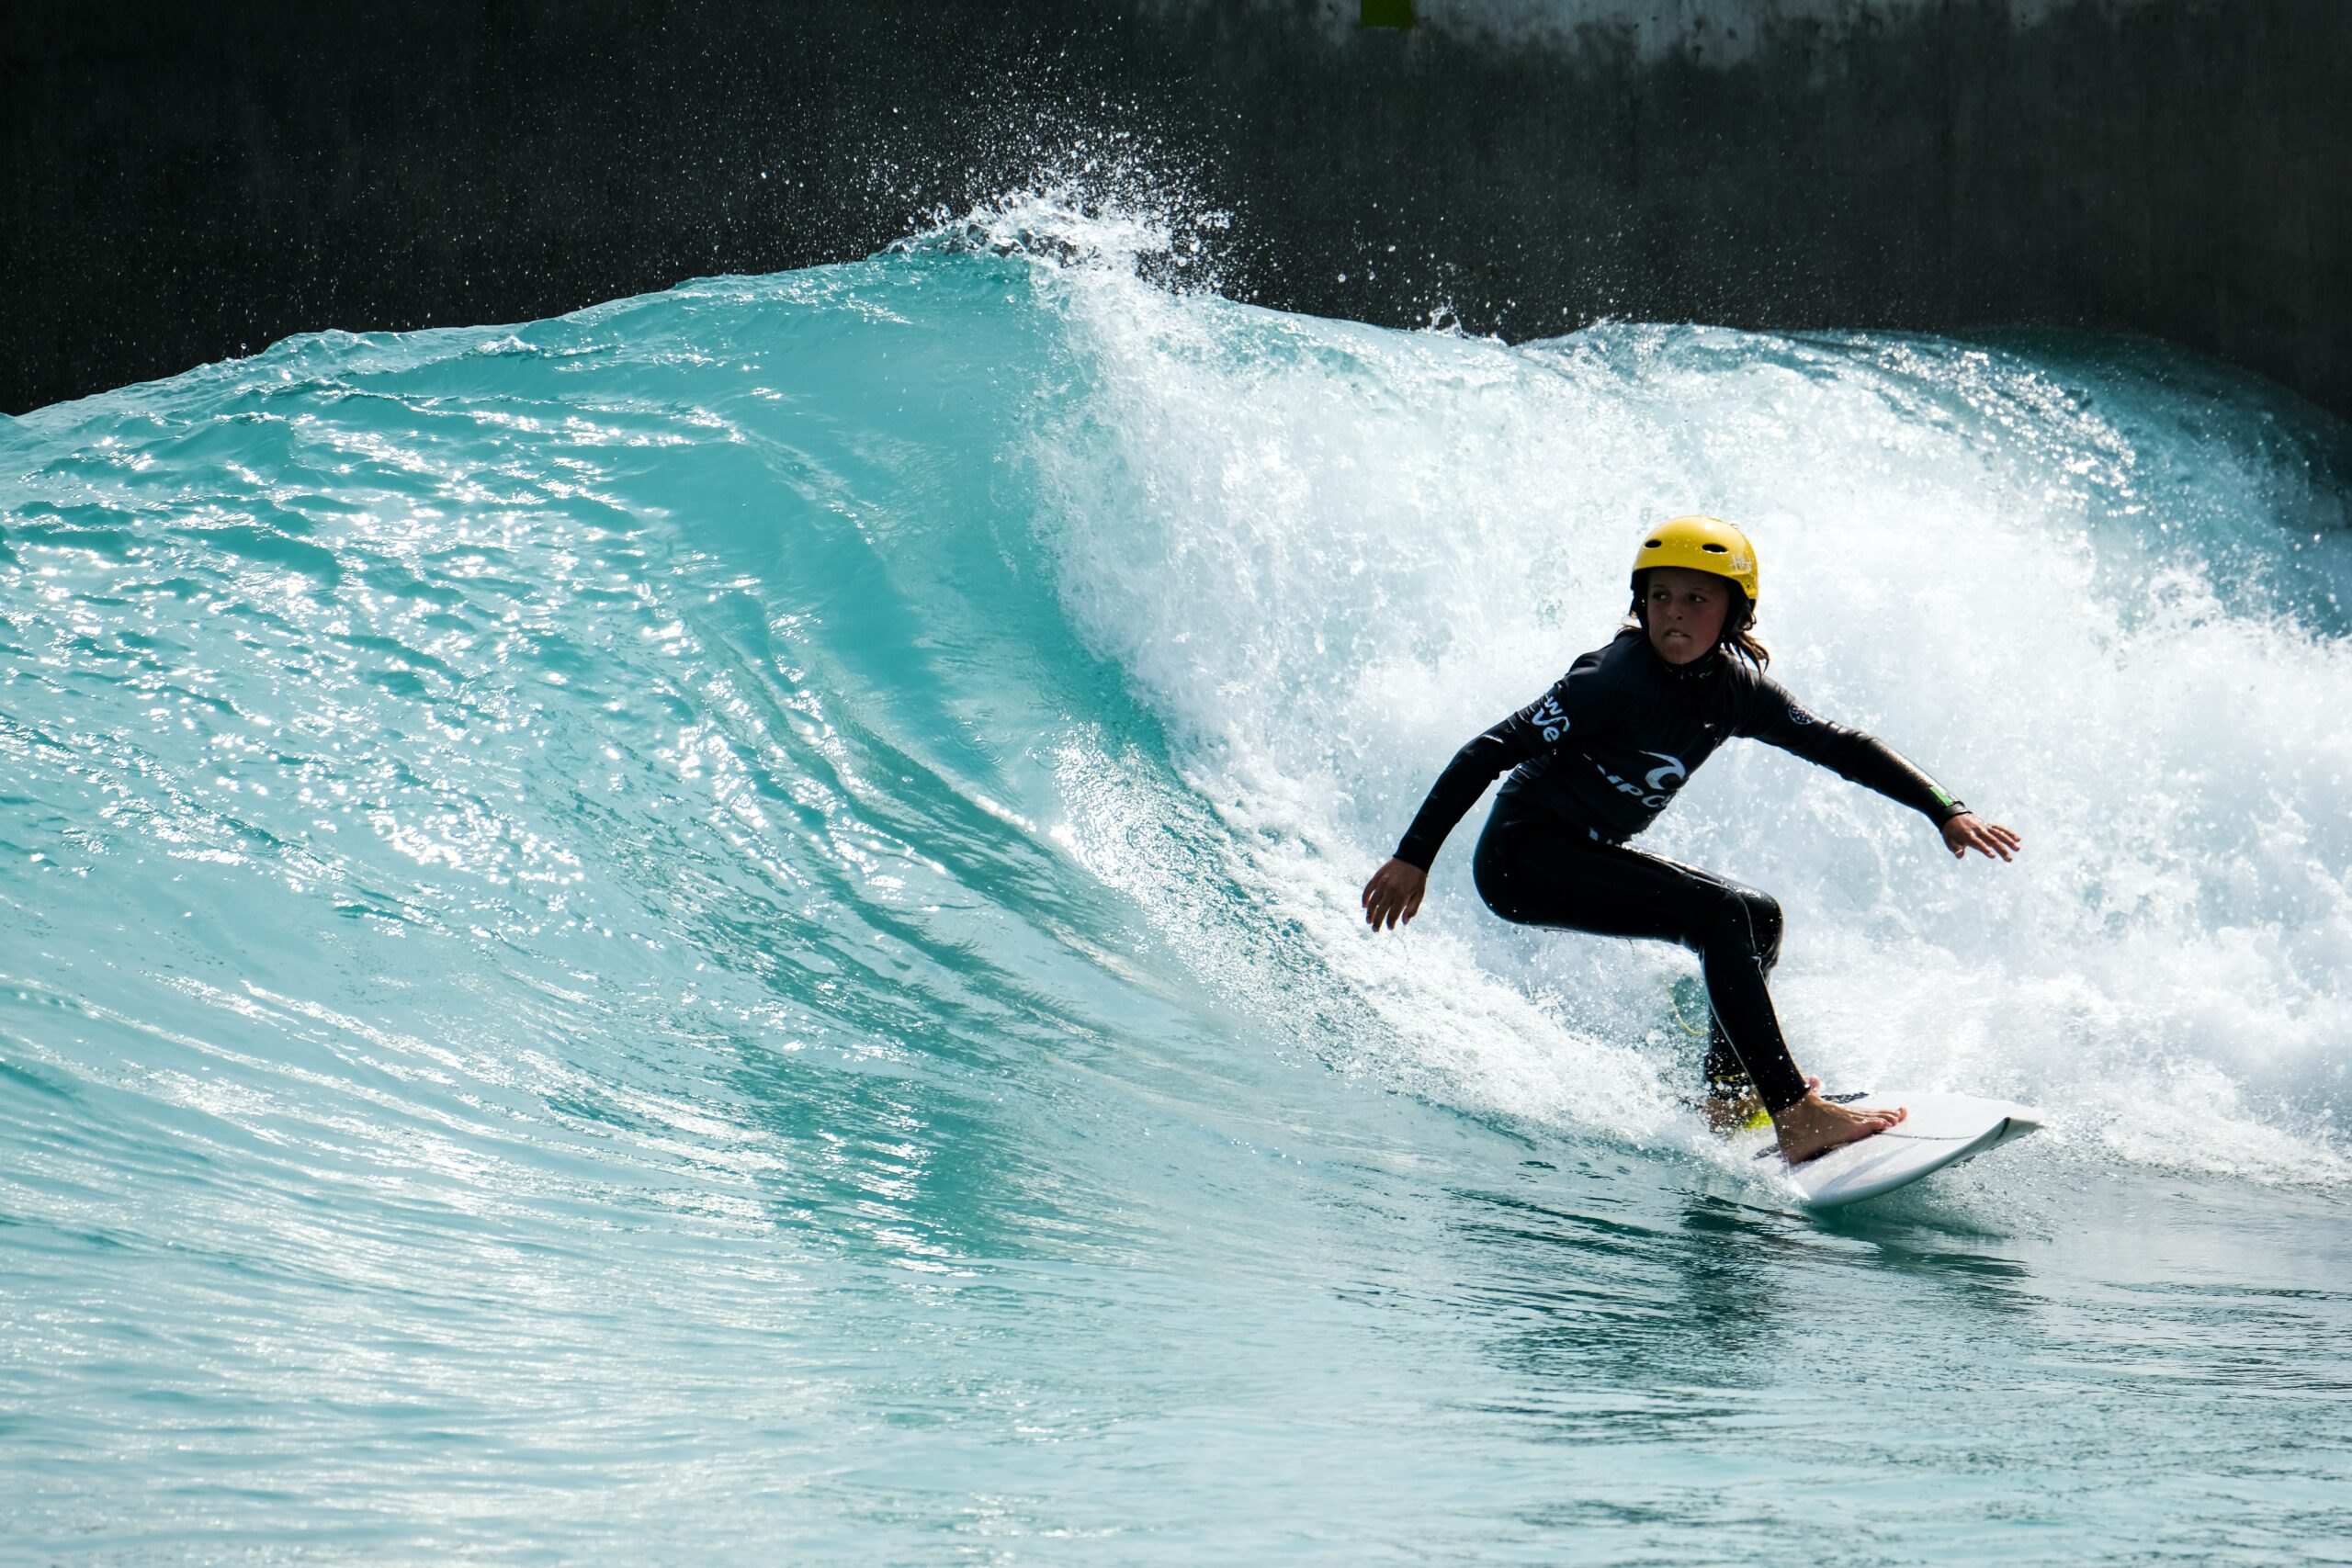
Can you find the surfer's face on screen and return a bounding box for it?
[1643,568,1731,665]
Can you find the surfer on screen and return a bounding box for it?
[1360,515,2020,1165]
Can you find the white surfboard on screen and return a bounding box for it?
[1734,1090,2042,1209]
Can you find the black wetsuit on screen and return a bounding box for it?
[1394,628,1966,1114]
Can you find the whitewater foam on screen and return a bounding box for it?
[1015,198,2352,1189]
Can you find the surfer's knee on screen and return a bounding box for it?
[1469,826,1528,923]
[1702,886,1781,964]
[1470,850,1531,925]
[1741,887,1783,965]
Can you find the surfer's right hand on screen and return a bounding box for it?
[1362,858,1427,931]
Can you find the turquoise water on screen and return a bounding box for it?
[4,197,2350,1562]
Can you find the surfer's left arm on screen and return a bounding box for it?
[1746,682,2020,862]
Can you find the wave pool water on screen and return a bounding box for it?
[4,196,2350,1562]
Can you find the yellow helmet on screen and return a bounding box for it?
[1631,514,1759,605]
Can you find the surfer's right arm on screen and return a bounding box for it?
[1363,670,1601,930]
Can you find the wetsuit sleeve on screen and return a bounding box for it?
[1392,667,1613,871]
[1743,679,1968,825]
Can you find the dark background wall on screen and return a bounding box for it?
[6,0,2348,420]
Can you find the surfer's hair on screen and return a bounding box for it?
[1626,570,1771,670]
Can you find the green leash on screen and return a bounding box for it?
[1670,976,1773,1133]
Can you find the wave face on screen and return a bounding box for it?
[5,199,2350,1561]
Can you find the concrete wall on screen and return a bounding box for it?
[6,0,2348,420]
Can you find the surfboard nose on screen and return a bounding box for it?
[1749,1091,2048,1208]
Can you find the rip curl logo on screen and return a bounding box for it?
[1596,750,1688,809]
[1786,701,1818,727]
[1528,692,1569,744]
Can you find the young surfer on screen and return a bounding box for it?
[1360,515,2020,1164]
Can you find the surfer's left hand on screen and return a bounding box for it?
[1941,812,2020,862]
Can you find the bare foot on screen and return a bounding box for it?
[1704,1075,1823,1135]
[1773,1092,1906,1165]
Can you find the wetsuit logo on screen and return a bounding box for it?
[1596,750,1688,809]
[1529,693,1569,744]
[1640,751,1687,793]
